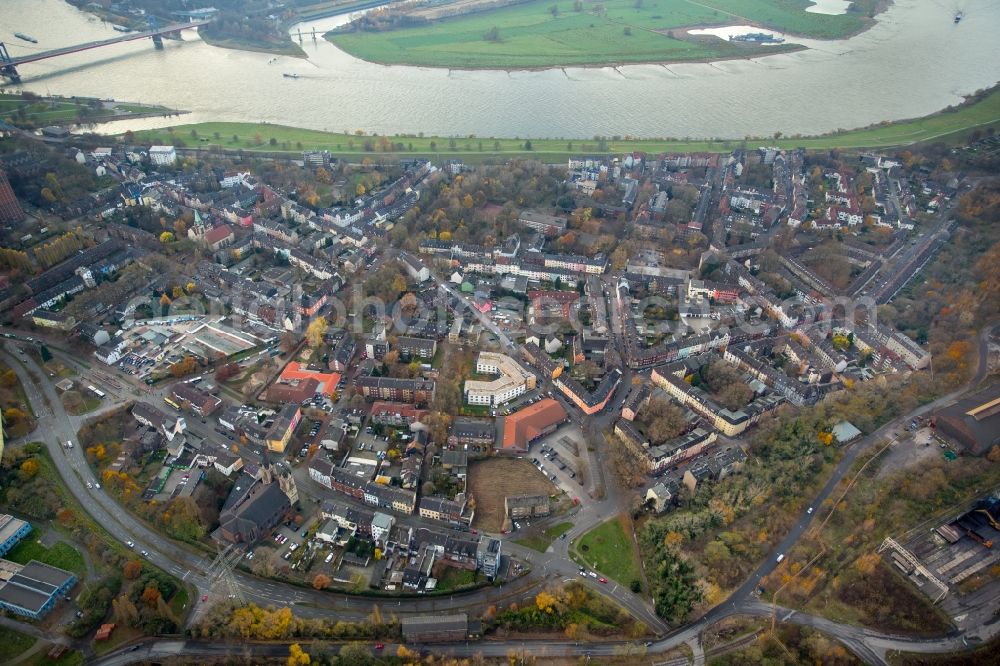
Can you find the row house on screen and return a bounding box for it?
[614,418,717,475]
[288,247,336,281]
[253,219,299,244]
[554,367,622,416]
[418,496,469,524]
[309,458,417,515]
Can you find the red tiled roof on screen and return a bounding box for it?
[204,224,234,245]
[501,398,567,450]
[279,362,340,397]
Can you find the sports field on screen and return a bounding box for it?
[125,85,1000,159]
[327,0,868,69]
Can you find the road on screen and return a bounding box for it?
[3,319,998,664]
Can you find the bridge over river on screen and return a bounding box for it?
[1,19,209,82]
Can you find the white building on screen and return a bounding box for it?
[464,352,536,406]
[148,145,177,166]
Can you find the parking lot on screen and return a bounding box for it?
[528,424,588,498]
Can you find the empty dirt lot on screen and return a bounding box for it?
[468,457,555,533]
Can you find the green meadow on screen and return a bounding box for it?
[327,0,868,69]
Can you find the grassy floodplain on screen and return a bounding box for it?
[0,92,177,128]
[122,85,1000,160]
[326,0,870,69]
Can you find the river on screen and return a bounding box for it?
[1,0,998,140]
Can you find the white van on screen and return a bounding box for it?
[65,441,74,449]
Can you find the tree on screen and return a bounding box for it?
[287,643,311,666]
[3,407,27,429]
[280,331,298,353]
[338,642,371,666]
[641,398,687,445]
[19,459,39,478]
[483,26,501,42]
[215,363,240,382]
[355,182,366,197]
[141,585,162,607]
[535,590,558,613]
[305,316,328,348]
[170,356,198,378]
[159,231,175,244]
[123,560,143,580]
[312,573,331,590]
[549,4,559,16]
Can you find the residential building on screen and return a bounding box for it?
[371,512,394,543]
[169,382,222,416]
[366,325,388,360]
[370,402,428,426]
[555,367,622,415]
[30,309,77,331]
[418,496,468,523]
[447,419,495,450]
[355,376,436,405]
[148,145,177,165]
[651,364,782,437]
[646,480,680,514]
[518,210,567,234]
[504,494,549,519]
[621,384,651,421]
[395,336,437,360]
[400,252,430,283]
[464,352,536,406]
[132,402,187,442]
[477,538,502,579]
[266,403,302,453]
[528,290,579,319]
[614,419,716,475]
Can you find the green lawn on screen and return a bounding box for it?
[515,522,573,552]
[435,567,480,591]
[124,85,1000,159]
[5,536,87,577]
[26,649,84,666]
[545,521,573,538]
[573,516,643,587]
[0,626,36,663]
[327,0,867,69]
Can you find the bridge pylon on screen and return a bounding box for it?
[0,43,21,82]
[148,16,164,49]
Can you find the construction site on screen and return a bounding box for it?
[881,496,1000,603]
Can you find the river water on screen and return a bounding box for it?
[1,0,998,140]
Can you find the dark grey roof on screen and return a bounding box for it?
[0,561,76,613]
